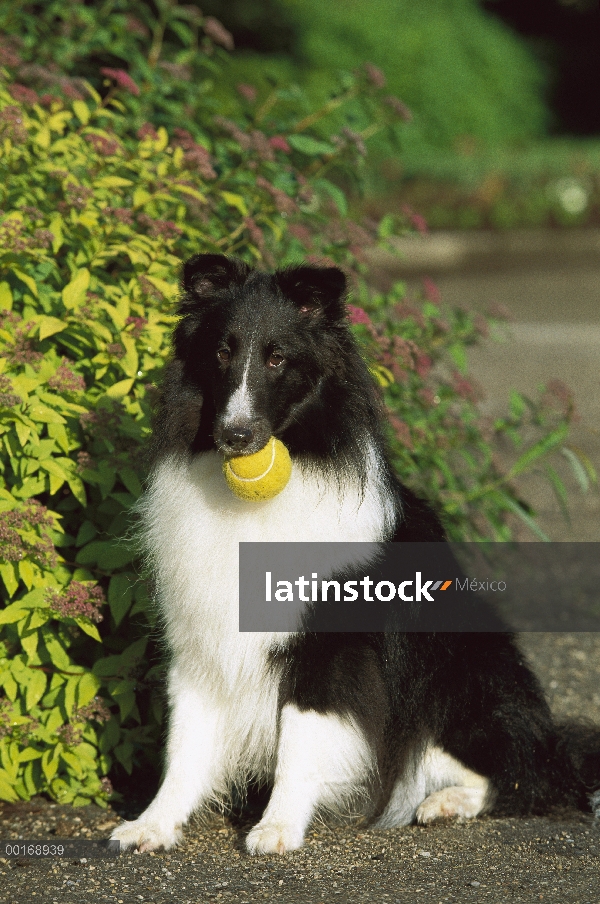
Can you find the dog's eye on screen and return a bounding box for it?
[267,353,285,369]
[217,348,231,364]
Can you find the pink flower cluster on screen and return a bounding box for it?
[125,316,148,338]
[203,16,234,51]
[347,305,372,326]
[0,500,56,568]
[387,413,414,451]
[172,128,217,179]
[125,15,149,38]
[75,697,111,724]
[100,67,140,97]
[8,83,39,106]
[243,217,265,252]
[0,700,39,741]
[363,63,386,89]
[1,321,43,367]
[84,132,120,156]
[0,105,27,143]
[237,83,257,103]
[76,451,94,473]
[0,374,22,408]
[58,722,83,747]
[214,117,280,163]
[451,370,484,403]
[402,204,427,235]
[138,274,163,300]
[103,206,134,225]
[106,342,125,359]
[0,37,21,68]
[137,213,183,241]
[137,122,158,141]
[256,176,297,216]
[384,96,413,122]
[62,184,93,211]
[0,215,53,253]
[48,361,85,393]
[269,136,291,155]
[47,581,105,623]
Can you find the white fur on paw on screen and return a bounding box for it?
[416,786,486,825]
[245,821,304,855]
[110,818,182,852]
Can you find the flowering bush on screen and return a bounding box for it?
[0,7,593,805]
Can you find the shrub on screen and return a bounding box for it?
[0,25,592,805]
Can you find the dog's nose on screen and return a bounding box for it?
[221,425,254,453]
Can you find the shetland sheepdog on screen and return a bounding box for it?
[112,254,600,854]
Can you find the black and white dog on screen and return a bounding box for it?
[113,254,600,854]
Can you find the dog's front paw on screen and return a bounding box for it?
[111,818,182,853]
[416,786,486,825]
[246,820,305,855]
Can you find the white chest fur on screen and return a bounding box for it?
[138,449,393,783]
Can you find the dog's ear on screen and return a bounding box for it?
[276,265,347,319]
[182,254,250,298]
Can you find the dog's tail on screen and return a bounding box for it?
[556,721,600,816]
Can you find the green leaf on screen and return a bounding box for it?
[0,564,19,599]
[73,100,90,125]
[74,618,102,642]
[49,214,63,254]
[42,629,71,670]
[25,669,47,710]
[314,178,347,216]
[144,276,178,301]
[502,497,550,541]
[119,467,142,498]
[12,268,38,298]
[62,269,90,310]
[0,769,19,801]
[508,424,569,479]
[287,135,336,156]
[0,281,13,311]
[562,446,596,493]
[75,521,98,547]
[220,191,248,216]
[76,539,135,570]
[105,378,134,399]
[108,573,133,627]
[449,343,468,374]
[38,317,68,341]
[76,672,101,708]
[544,464,570,523]
[0,604,27,624]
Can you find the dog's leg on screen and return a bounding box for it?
[246,704,373,855]
[111,667,221,852]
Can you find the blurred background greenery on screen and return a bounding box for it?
[2,0,598,229]
[200,0,600,229]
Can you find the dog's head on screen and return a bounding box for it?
[153,254,355,460]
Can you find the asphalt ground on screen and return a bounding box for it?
[1,634,599,904]
[1,230,599,903]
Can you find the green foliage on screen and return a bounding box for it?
[0,7,593,806]
[367,139,600,230]
[201,0,549,151]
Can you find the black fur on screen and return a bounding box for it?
[152,253,600,824]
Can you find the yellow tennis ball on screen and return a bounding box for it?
[223,437,292,501]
